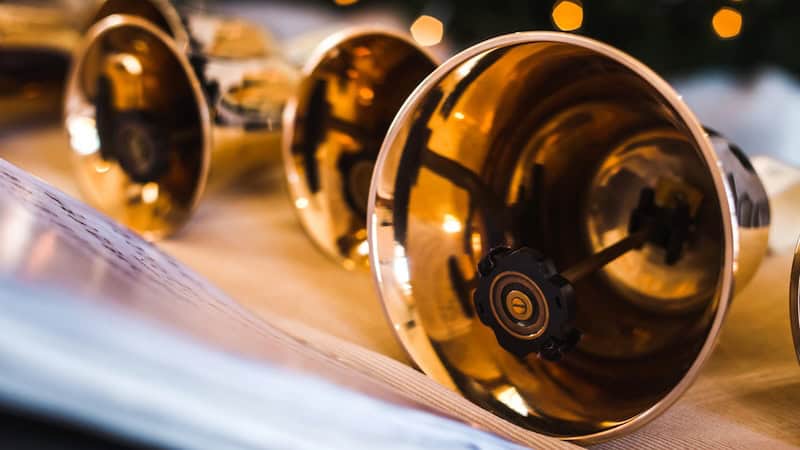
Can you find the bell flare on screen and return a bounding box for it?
[283,29,437,269]
[64,16,211,240]
[368,32,769,442]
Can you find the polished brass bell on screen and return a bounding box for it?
[64,6,436,267]
[0,2,90,127]
[368,32,770,442]
[0,0,189,128]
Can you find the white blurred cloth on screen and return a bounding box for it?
[675,68,800,168]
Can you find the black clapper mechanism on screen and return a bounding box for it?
[473,178,703,361]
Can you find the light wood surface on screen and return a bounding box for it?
[4,124,800,448]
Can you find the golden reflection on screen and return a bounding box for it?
[552,0,584,32]
[132,39,149,53]
[410,15,444,47]
[94,160,111,174]
[442,214,463,234]
[357,240,369,256]
[295,197,309,209]
[353,46,371,57]
[393,245,411,294]
[471,232,482,255]
[495,386,531,417]
[66,117,101,156]
[358,86,375,104]
[118,54,143,75]
[712,7,742,39]
[456,55,481,78]
[141,182,159,204]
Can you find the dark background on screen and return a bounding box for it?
[221,0,797,165]
[297,0,797,78]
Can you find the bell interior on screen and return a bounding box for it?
[373,41,726,437]
[65,20,206,239]
[286,33,436,268]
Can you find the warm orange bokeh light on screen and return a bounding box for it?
[712,7,742,39]
[333,0,358,5]
[552,0,583,32]
[410,15,444,47]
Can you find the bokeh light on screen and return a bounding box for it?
[410,15,444,47]
[552,0,584,32]
[712,7,742,39]
[442,214,462,234]
[141,182,159,204]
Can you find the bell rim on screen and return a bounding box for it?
[366,31,737,444]
[90,0,190,53]
[790,236,800,365]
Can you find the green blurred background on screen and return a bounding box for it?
[292,0,796,77]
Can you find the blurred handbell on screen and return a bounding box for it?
[0,1,96,127]
[368,32,770,442]
[0,0,191,128]
[64,4,436,270]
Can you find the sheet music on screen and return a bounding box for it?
[0,278,531,450]
[0,158,574,450]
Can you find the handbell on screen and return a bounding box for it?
[63,12,282,240]
[0,0,188,128]
[368,32,770,442]
[64,8,436,267]
[0,2,90,127]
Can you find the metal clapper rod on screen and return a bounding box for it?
[560,228,650,284]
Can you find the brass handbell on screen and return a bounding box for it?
[0,0,190,128]
[64,6,436,268]
[368,32,770,442]
[0,2,89,127]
